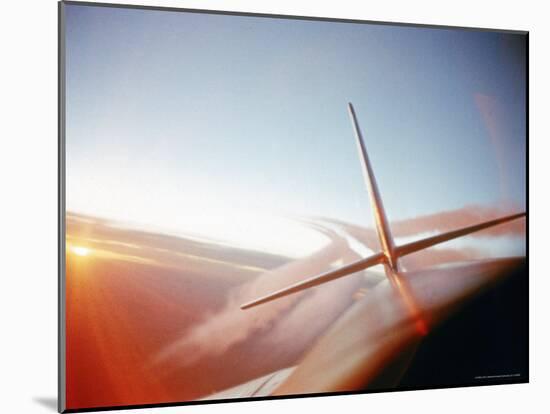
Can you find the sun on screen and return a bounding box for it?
[71,245,90,257]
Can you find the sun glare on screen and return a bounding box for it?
[71,245,90,257]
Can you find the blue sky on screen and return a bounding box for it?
[64,4,526,255]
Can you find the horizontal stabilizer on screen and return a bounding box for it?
[241,212,525,309]
[240,253,385,309]
[394,212,526,258]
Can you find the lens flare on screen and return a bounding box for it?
[71,245,90,257]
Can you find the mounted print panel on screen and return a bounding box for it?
[59,1,528,412]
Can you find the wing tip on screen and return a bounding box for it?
[240,298,265,310]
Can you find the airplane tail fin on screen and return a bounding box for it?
[240,103,526,310]
[347,103,398,270]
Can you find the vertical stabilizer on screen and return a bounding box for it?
[347,103,398,270]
